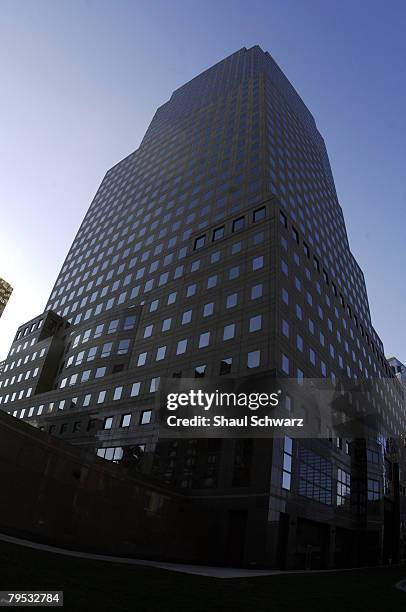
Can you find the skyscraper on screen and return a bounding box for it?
[0,46,404,568]
[0,278,13,317]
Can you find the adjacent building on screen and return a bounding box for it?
[0,46,404,568]
[0,278,12,317]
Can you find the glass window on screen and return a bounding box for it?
[226,293,238,308]
[213,226,225,241]
[118,339,130,355]
[182,310,192,325]
[95,367,106,379]
[131,382,141,397]
[199,332,210,348]
[232,217,245,232]
[140,410,152,425]
[101,342,112,358]
[194,235,205,250]
[156,346,166,361]
[247,350,260,368]
[251,284,263,299]
[87,346,97,361]
[108,320,119,334]
[83,394,91,407]
[94,324,104,338]
[162,317,172,331]
[81,370,91,383]
[144,324,153,338]
[249,315,262,332]
[253,207,266,222]
[176,339,188,355]
[104,417,113,430]
[252,255,264,271]
[282,437,293,490]
[137,352,147,366]
[113,386,123,401]
[223,324,235,341]
[123,315,137,330]
[121,414,131,428]
[207,275,218,289]
[203,302,214,317]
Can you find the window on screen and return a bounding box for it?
[337,468,351,506]
[282,437,293,490]
[251,284,263,299]
[207,275,218,288]
[232,217,245,232]
[253,207,266,222]
[282,319,289,338]
[309,348,316,366]
[101,342,112,358]
[213,226,224,241]
[223,324,235,341]
[280,211,287,227]
[296,335,303,352]
[113,386,123,401]
[118,339,130,355]
[140,410,152,425]
[108,319,119,334]
[229,266,240,280]
[176,339,188,355]
[282,354,289,375]
[150,377,160,392]
[94,324,104,338]
[87,346,97,361]
[252,255,264,271]
[83,394,91,407]
[104,417,113,430]
[131,382,141,397]
[81,370,90,383]
[137,352,147,366]
[182,310,192,325]
[299,447,332,505]
[123,315,136,330]
[186,284,196,297]
[97,390,106,404]
[367,478,380,501]
[203,302,214,317]
[195,365,206,378]
[247,350,260,369]
[226,293,237,308]
[162,317,172,331]
[194,235,205,250]
[144,324,153,338]
[199,332,210,348]
[219,358,232,375]
[156,346,166,360]
[120,414,131,428]
[249,315,262,332]
[95,367,106,379]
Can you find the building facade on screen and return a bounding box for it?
[0,46,404,568]
[0,278,13,317]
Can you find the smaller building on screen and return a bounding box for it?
[388,356,406,389]
[0,278,13,317]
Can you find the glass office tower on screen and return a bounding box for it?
[0,46,404,568]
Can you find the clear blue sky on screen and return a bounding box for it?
[0,0,405,362]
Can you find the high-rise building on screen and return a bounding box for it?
[388,356,406,389]
[0,278,13,317]
[0,46,404,568]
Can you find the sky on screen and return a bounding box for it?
[0,0,405,362]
